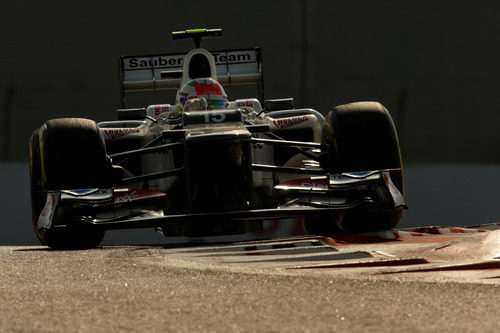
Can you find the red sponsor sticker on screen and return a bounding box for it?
[153,105,170,117]
[237,101,255,108]
[272,116,309,129]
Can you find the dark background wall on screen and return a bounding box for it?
[2,1,500,164]
[2,1,500,245]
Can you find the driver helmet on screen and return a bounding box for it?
[176,78,228,110]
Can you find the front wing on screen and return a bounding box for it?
[36,170,405,233]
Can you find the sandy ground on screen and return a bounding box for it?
[1,244,499,333]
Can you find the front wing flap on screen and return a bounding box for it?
[37,170,404,232]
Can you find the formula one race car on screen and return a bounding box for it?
[29,28,406,249]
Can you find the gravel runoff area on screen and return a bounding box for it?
[1,245,499,333]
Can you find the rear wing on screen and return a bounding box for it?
[119,47,263,106]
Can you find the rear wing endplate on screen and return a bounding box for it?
[119,48,263,106]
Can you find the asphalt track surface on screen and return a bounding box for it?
[2,226,500,332]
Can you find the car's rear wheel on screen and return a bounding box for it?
[305,101,404,234]
[29,118,108,249]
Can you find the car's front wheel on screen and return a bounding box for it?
[29,118,108,249]
[308,101,404,234]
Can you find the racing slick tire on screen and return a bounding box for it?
[29,118,108,249]
[316,101,404,233]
